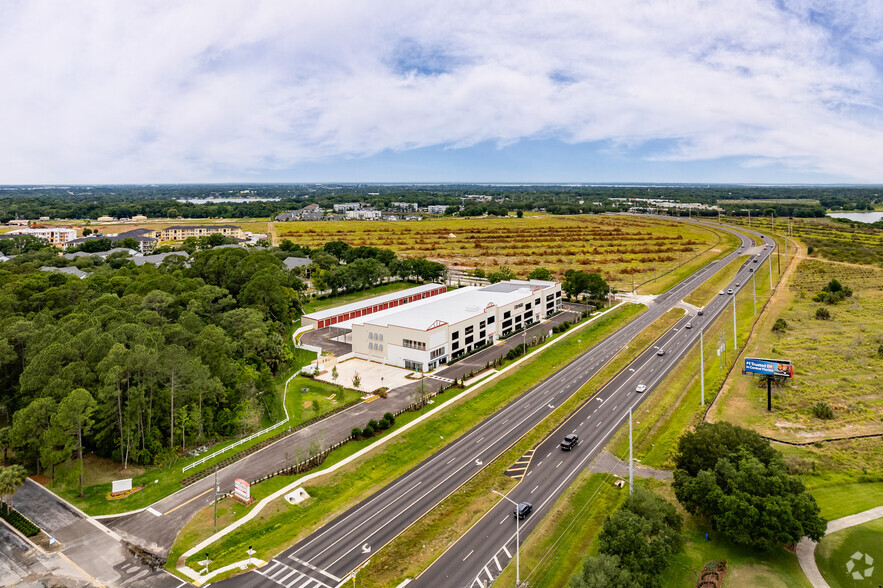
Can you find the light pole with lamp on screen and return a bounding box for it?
[492,490,521,585]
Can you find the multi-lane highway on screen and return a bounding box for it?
[218,223,769,588]
[421,230,776,587]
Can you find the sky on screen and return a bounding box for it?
[2,1,882,184]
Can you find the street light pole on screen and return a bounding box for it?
[732,291,737,351]
[752,270,757,315]
[699,329,704,406]
[628,408,633,494]
[213,469,218,533]
[492,490,520,586]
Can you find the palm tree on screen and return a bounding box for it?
[0,464,28,510]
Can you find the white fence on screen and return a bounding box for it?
[182,372,296,473]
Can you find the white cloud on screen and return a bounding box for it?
[0,0,881,182]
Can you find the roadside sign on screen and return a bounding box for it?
[745,357,793,378]
[111,478,132,494]
[234,478,251,502]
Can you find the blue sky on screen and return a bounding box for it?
[1,1,882,184]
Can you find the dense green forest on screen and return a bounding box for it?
[0,184,879,222]
[0,237,445,479]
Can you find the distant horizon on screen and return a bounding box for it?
[3,182,883,189]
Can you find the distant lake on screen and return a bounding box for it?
[177,197,281,204]
[827,211,883,223]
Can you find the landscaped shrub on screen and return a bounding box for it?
[350,427,362,439]
[367,419,379,431]
[0,502,40,537]
[361,424,375,437]
[815,307,831,320]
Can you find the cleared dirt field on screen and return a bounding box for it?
[277,215,722,290]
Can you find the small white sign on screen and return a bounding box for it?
[234,478,251,502]
[112,478,132,494]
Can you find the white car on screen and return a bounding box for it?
[685,322,693,329]
[635,384,647,393]
[719,290,725,295]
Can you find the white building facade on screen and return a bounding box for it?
[344,280,562,371]
[8,227,77,245]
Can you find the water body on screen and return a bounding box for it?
[177,197,281,204]
[827,211,883,223]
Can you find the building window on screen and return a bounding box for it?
[465,335,474,345]
[487,316,495,324]
[504,310,511,319]
[556,291,561,298]
[452,331,459,340]
[502,319,512,329]
[535,298,540,305]
[452,341,459,351]
[430,347,446,359]
[480,330,485,339]
[480,320,486,329]
[379,344,383,351]
[369,332,374,340]
[525,303,532,311]
[403,339,426,351]
[465,325,474,335]
[404,360,423,372]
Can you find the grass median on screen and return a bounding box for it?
[683,256,746,308]
[637,223,740,295]
[355,307,685,587]
[171,304,646,577]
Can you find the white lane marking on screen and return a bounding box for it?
[146,507,161,517]
[499,516,508,525]
[484,566,494,580]
[596,422,601,428]
[476,437,484,444]
[289,556,342,583]
[546,452,552,458]
[447,457,456,464]
[463,549,474,561]
[531,485,538,494]
[294,577,316,588]
[612,405,617,411]
[556,461,563,468]
[278,570,298,584]
[537,461,543,467]
[494,555,502,572]
[502,546,512,558]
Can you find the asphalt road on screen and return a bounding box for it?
[104,303,582,558]
[216,223,766,588]
[419,231,775,587]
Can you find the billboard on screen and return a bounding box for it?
[745,357,793,378]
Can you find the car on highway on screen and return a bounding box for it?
[719,290,725,295]
[657,349,665,356]
[697,309,703,316]
[749,268,754,272]
[753,257,759,263]
[635,384,647,393]
[727,288,734,295]
[514,502,532,519]
[560,434,579,451]
[685,322,692,329]
[735,282,740,286]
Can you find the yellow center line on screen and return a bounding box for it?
[162,488,213,516]
[58,552,105,587]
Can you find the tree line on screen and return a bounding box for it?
[0,243,303,479]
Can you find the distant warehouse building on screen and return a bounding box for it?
[301,283,448,330]
[332,280,562,371]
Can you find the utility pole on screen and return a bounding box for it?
[747,208,751,227]
[768,251,773,289]
[752,270,757,315]
[628,408,634,494]
[213,469,218,533]
[732,292,737,351]
[700,329,704,405]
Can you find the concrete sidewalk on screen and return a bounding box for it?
[13,479,186,588]
[797,505,883,588]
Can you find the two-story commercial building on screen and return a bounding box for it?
[336,280,561,371]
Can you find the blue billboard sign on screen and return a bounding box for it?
[745,357,793,378]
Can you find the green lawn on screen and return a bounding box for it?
[683,256,745,307]
[175,304,646,575]
[810,483,883,520]
[816,517,883,588]
[661,509,812,588]
[302,281,429,314]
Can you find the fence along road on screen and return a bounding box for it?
[215,222,759,588]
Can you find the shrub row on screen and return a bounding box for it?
[351,413,396,439]
[0,502,40,537]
